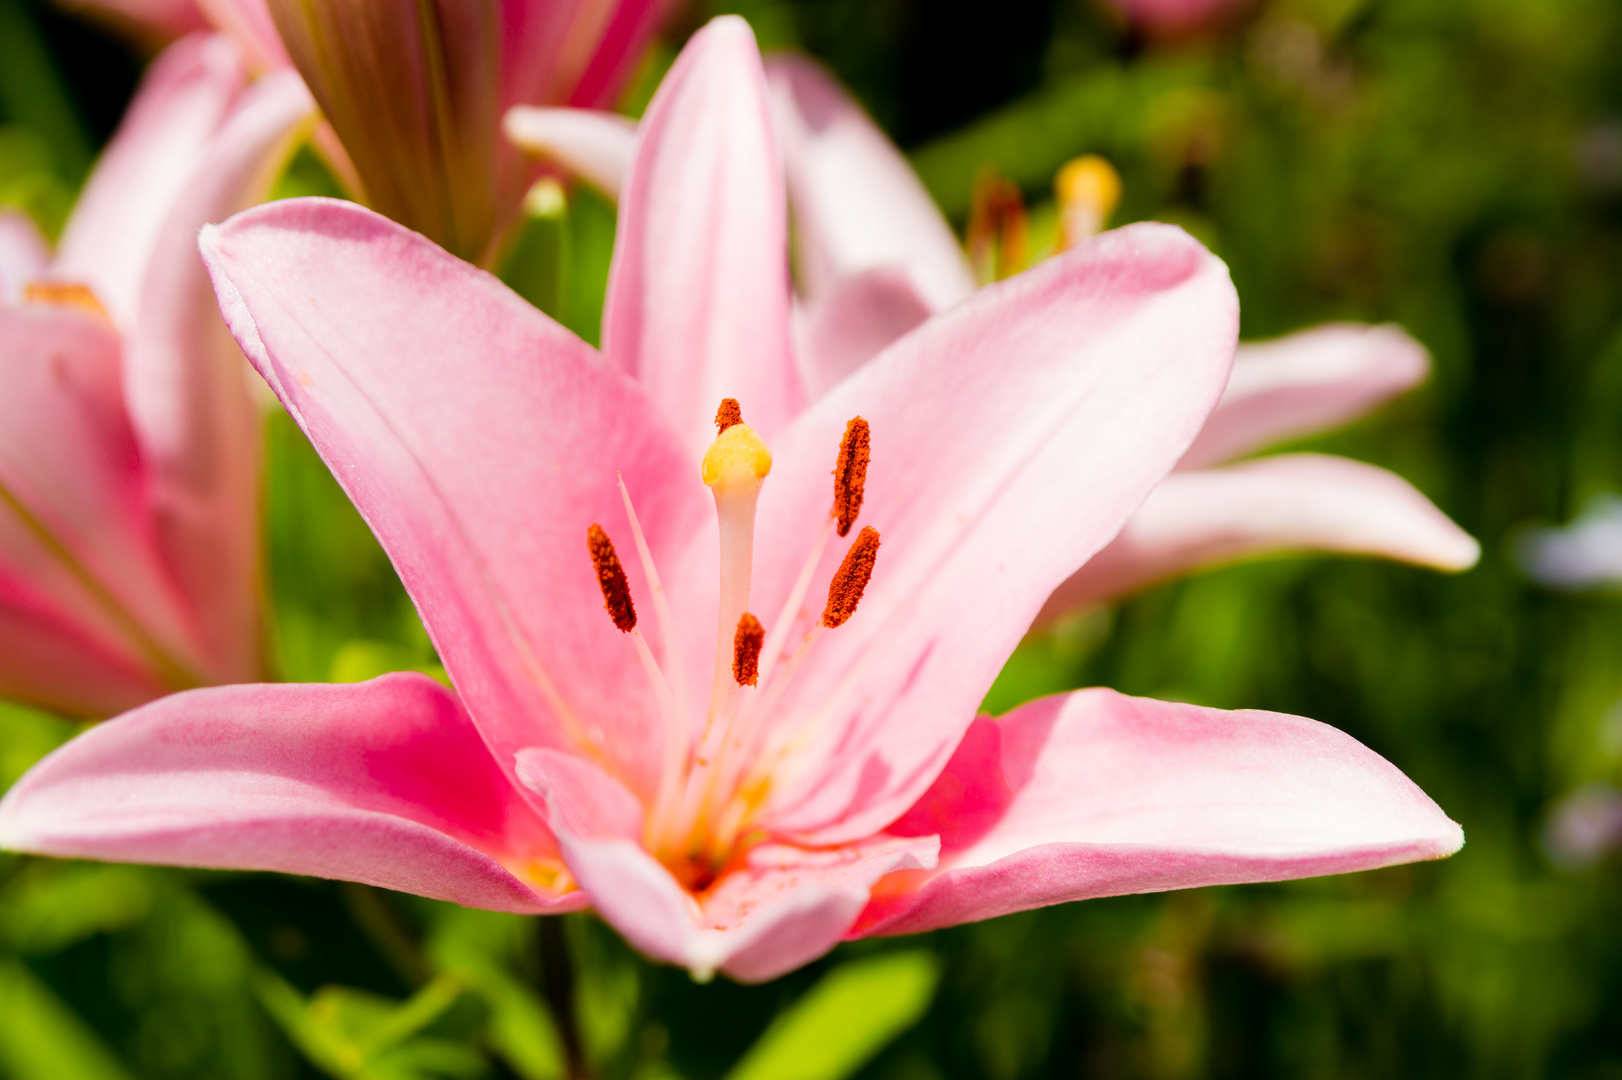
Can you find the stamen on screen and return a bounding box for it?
[24,280,112,325]
[586,523,636,631]
[832,417,870,537]
[822,527,880,628]
[1055,154,1121,250]
[732,612,764,686]
[715,398,743,433]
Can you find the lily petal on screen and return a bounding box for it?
[503,106,636,198]
[766,54,974,311]
[521,741,937,980]
[0,673,576,912]
[0,306,205,714]
[730,222,1237,845]
[1041,453,1480,617]
[60,0,208,41]
[193,0,287,70]
[793,265,933,398]
[1180,323,1430,470]
[128,67,312,685]
[54,34,247,329]
[201,198,707,803]
[601,16,800,454]
[0,209,49,301]
[853,688,1464,937]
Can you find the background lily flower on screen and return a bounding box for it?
[0,18,1460,984]
[0,33,311,716]
[509,54,1479,624]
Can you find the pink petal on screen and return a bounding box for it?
[54,34,247,329]
[502,106,637,198]
[0,306,207,714]
[0,572,168,717]
[519,742,936,980]
[601,16,801,455]
[766,54,973,312]
[854,688,1464,937]
[59,0,209,40]
[792,266,933,398]
[194,0,288,70]
[0,673,578,912]
[125,67,312,686]
[0,209,49,302]
[721,222,1237,845]
[559,0,677,110]
[1179,322,1430,470]
[1041,453,1481,616]
[201,198,707,805]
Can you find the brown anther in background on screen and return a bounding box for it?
[586,523,636,632]
[715,398,743,433]
[822,527,880,628]
[832,417,870,537]
[733,612,764,686]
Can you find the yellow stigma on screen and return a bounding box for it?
[702,423,773,489]
[1055,155,1122,250]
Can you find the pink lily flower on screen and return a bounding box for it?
[0,34,312,716]
[510,55,1478,624]
[0,18,1461,982]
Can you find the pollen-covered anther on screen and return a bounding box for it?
[586,523,636,632]
[732,612,764,686]
[822,526,880,629]
[832,416,870,537]
[715,398,743,433]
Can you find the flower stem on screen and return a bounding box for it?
[538,915,588,1079]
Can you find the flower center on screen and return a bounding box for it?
[584,401,879,892]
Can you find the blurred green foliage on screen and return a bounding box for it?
[7,0,1622,1075]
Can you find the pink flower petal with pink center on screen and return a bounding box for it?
[1040,453,1481,616]
[766,54,974,312]
[201,197,707,803]
[1179,322,1431,469]
[0,673,578,911]
[602,17,802,455]
[54,34,246,330]
[852,688,1463,938]
[724,222,1236,846]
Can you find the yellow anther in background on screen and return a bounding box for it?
[24,280,112,326]
[702,423,773,490]
[1055,155,1122,250]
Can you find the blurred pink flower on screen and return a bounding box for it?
[56,0,672,264]
[1104,0,1254,38]
[508,55,1478,623]
[0,19,1461,982]
[0,34,311,716]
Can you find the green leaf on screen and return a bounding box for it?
[0,958,136,1080]
[0,861,154,954]
[724,952,939,1080]
[255,970,474,1080]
